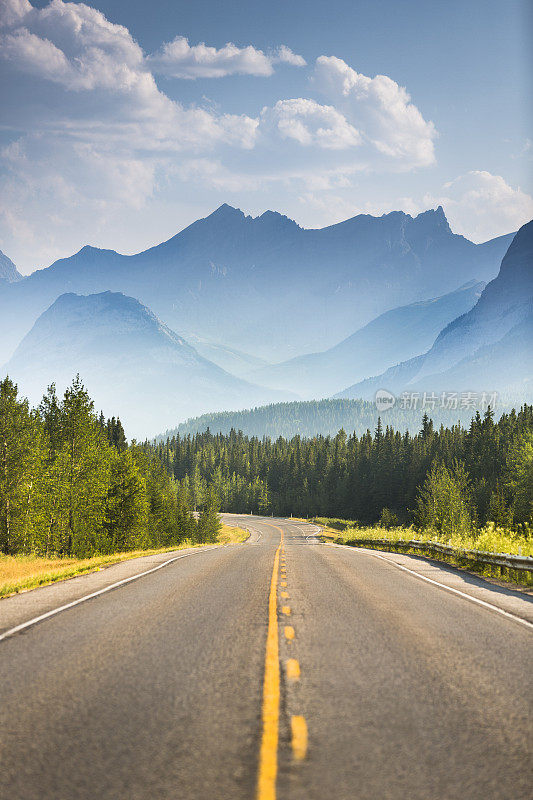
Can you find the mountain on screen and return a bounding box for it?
[2,291,292,438]
[0,205,513,365]
[182,333,270,377]
[246,280,485,398]
[0,249,22,284]
[337,220,533,402]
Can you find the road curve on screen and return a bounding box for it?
[0,516,531,800]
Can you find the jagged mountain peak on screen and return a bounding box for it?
[73,244,120,259]
[209,203,246,220]
[0,248,22,283]
[256,209,300,228]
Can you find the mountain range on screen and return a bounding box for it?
[1,206,530,438]
[246,280,485,398]
[0,204,512,366]
[0,249,22,284]
[3,291,289,437]
[338,219,533,402]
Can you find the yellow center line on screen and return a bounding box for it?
[280,591,290,599]
[257,525,284,800]
[284,625,295,641]
[282,605,291,615]
[291,716,308,761]
[286,658,300,680]
[280,581,287,588]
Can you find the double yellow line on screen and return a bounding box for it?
[256,529,283,800]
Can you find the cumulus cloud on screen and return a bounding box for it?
[312,56,436,167]
[0,0,265,266]
[261,98,362,149]
[0,0,441,269]
[148,37,305,79]
[424,171,533,241]
[253,55,436,171]
[0,0,259,147]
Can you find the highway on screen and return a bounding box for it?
[0,516,531,800]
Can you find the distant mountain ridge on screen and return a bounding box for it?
[0,204,513,365]
[2,291,292,437]
[0,249,22,284]
[337,219,533,401]
[246,280,485,397]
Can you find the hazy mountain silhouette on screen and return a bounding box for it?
[182,333,270,377]
[0,205,513,364]
[246,281,485,397]
[0,249,22,284]
[2,291,292,437]
[337,220,533,401]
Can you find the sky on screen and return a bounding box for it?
[1,0,532,273]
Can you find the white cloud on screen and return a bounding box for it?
[276,45,306,67]
[312,55,436,168]
[148,37,305,79]
[0,0,442,270]
[261,98,362,149]
[424,171,533,241]
[0,0,258,148]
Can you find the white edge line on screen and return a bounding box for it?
[0,546,220,643]
[326,542,533,631]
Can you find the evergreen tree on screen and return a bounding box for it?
[0,378,42,554]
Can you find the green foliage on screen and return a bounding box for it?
[0,377,43,554]
[507,432,533,523]
[0,376,203,558]
[149,405,533,539]
[196,486,222,544]
[161,398,497,440]
[379,508,400,529]
[416,460,472,537]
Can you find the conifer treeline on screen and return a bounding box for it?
[0,377,219,557]
[151,407,533,530]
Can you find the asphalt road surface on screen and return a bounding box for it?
[1,516,531,800]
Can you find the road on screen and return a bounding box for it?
[0,516,531,800]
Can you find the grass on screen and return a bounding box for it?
[313,518,533,586]
[217,524,250,545]
[314,519,533,556]
[0,524,249,598]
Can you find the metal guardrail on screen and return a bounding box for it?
[341,537,533,572]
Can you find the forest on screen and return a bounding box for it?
[163,397,501,440]
[2,373,532,561]
[0,376,220,558]
[151,407,533,535]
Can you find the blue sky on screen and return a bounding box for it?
[1,0,532,271]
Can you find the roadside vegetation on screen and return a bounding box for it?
[0,376,221,561]
[217,524,249,545]
[2,372,532,591]
[315,518,533,557]
[152,407,533,533]
[315,519,533,586]
[0,523,248,598]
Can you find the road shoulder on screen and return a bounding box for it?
[0,545,221,638]
[325,542,533,626]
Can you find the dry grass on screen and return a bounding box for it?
[317,522,533,557]
[0,547,185,598]
[217,524,249,545]
[315,520,533,586]
[0,523,249,598]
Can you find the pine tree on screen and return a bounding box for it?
[0,378,43,554]
[54,376,111,556]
